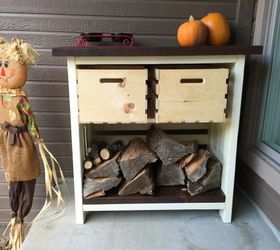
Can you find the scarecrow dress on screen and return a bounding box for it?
[0,88,40,220]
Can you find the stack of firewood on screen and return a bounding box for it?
[148,125,222,196]
[83,140,124,199]
[82,125,222,198]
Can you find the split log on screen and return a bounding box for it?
[119,137,157,181]
[83,177,122,198]
[86,151,121,178]
[98,141,109,160]
[87,140,102,165]
[84,190,106,199]
[184,149,210,182]
[177,153,196,169]
[118,166,154,196]
[156,163,185,186]
[100,140,124,160]
[83,156,93,170]
[147,125,196,165]
[180,140,198,152]
[187,157,222,196]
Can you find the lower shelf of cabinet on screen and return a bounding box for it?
[83,186,225,206]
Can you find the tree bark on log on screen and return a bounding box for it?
[147,125,196,165]
[119,137,157,181]
[118,166,154,196]
[187,157,222,196]
[83,177,122,198]
[184,149,210,182]
[156,163,185,186]
[86,151,121,178]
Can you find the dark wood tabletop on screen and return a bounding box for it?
[52,45,262,57]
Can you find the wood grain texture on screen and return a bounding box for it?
[84,186,225,204]
[155,68,228,123]
[77,69,147,123]
[53,46,263,57]
[0,0,237,18]
[0,14,235,36]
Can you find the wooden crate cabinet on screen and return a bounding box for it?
[52,46,262,225]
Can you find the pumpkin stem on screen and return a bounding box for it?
[189,15,194,21]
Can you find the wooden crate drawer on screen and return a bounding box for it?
[154,68,229,123]
[77,69,147,123]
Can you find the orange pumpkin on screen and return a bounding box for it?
[177,16,208,47]
[201,12,230,45]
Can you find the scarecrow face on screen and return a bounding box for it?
[0,52,27,89]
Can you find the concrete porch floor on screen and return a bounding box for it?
[22,180,280,250]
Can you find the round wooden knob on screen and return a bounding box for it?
[124,102,135,113]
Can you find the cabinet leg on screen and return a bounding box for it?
[219,208,232,223]
[76,210,85,224]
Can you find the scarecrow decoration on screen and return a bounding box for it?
[0,38,65,250]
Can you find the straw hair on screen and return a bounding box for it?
[0,37,38,65]
[4,217,24,250]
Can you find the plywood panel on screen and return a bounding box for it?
[158,101,226,123]
[156,68,228,101]
[155,68,228,123]
[77,69,147,123]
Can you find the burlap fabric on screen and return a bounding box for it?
[0,96,40,182]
